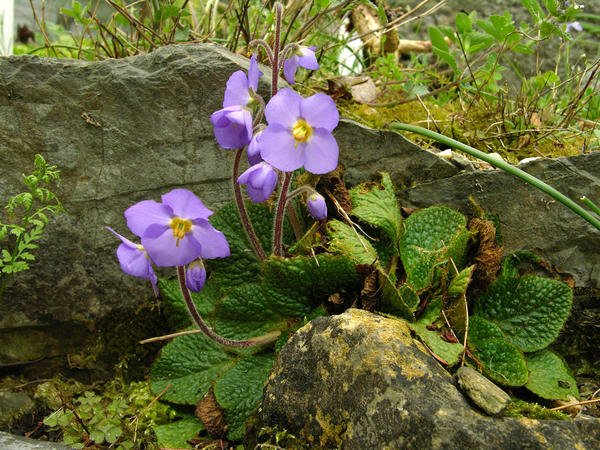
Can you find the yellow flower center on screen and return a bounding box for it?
[170,217,193,246]
[292,119,312,143]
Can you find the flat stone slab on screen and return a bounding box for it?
[0,432,71,450]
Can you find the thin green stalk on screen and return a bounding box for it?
[581,196,600,218]
[389,122,600,232]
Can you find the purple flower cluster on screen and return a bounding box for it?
[210,51,338,217]
[108,189,229,293]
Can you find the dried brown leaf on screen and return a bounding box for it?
[469,218,503,287]
[196,388,227,438]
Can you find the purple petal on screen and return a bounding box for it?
[302,128,339,174]
[300,93,339,132]
[298,46,319,70]
[223,70,250,107]
[247,131,263,165]
[248,54,262,91]
[191,221,230,259]
[185,261,207,292]
[124,200,172,238]
[265,88,302,128]
[161,189,213,221]
[116,242,154,279]
[260,124,305,172]
[237,162,278,203]
[142,227,203,267]
[106,227,137,249]
[211,106,253,149]
[307,193,327,220]
[283,57,299,84]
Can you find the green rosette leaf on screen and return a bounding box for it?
[262,254,362,300]
[379,271,415,321]
[349,173,402,245]
[326,219,379,266]
[158,278,222,329]
[525,349,579,400]
[475,274,572,352]
[399,206,470,292]
[468,316,528,386]
[410,298,463,365]
[153,413,204,449]
[214,354,275,440]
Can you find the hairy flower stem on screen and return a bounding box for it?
[177,266,279,348]
[232,149,267,261]
[273,172,293,256]
[271,2,283,97]
[390,122,600,232]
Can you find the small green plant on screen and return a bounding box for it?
[326,172,578,402]
[0,154,63,298]
[43,380,178,449]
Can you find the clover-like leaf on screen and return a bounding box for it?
[475,274,572,352]
[349,173,402,245]
[525,349,579,401]
[468,315,528,386]
[326,219,379,266]
[400,206,470,292]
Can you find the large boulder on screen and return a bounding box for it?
[256,309,600,449]
[0,44,451,369]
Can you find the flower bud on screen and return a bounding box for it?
[237,162,278,203]
[247,130,264,166]
[307,193,327,220]
[186,259,207,292]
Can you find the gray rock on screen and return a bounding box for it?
[456,366,511,416]
[255,309,600,449]
[0,43,448,368]
[0,431,71,450]
[397,152,600,289]
[0,391,34,429]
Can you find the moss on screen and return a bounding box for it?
[503,398,570,420]
[337,96,593,164]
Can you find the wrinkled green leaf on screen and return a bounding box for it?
[379,271,415,321]
[326,220,379,265]
[262,254,361,300]
[525,349,579,400]
[410,299,463,365]
[399,206,470,292]
[158,278,222,329]
[448,265,475,297]
[150,333,234,405]
[349,173,402,246]
[154,412,204,449]
[475,274,572,352]
[468,316,528,386]
[215,354,275,440]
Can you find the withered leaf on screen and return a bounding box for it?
[196,388,227,438]
[469,218,503,287]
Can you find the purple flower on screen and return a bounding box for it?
[211,55,263,149]
[259,88,339,174]
[210,105,253,149]
[106,227,158,297]
[237,162,278,203]
[247,130,264,166]
[566,21,583,33]
[223,55,262,107]
[283,46,319,84]
[124,189,230,267]
[307,193,327,220]
[185,259,207,292]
